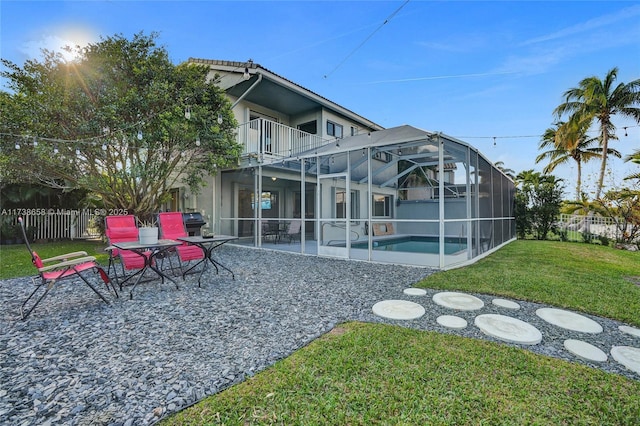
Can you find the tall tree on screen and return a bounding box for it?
[536,118,617,200]
[0,32,241,220]
[554,67,640,199]
[515,170,564,240]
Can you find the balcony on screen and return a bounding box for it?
[236,118,330,162]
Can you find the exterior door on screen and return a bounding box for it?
[317,174,349,258]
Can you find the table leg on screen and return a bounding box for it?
[209,256,234,280]
[128,247,180,299]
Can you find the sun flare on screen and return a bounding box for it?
[22,25,97,62]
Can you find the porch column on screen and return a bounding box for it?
[438,133,445,269]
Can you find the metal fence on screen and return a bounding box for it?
[2,210,101,243]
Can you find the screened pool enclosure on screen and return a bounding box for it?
[216,125,515,269]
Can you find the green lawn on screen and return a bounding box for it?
[3,239,640,424]
[163,322,640,425]
[419,240,640,327]
[160,240,640,425]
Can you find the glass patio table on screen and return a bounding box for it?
[177,235,238,286]
[111,239,181,299]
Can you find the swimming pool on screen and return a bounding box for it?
[350,236,467,255]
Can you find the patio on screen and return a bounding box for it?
[1,244,637,425]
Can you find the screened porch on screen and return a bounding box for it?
[216,125,515,269]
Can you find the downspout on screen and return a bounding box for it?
[231,74,263,109]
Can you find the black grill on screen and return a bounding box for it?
[183,212,206,236]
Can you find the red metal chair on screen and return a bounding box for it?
[104,215,152,288]
[158,212,205,276]
[17,217,117,319]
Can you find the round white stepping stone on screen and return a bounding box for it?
[432,292,484,310]
[492,298,520,310]
[403,288,427,296]
[564,339,608,362]
[611,346,640,375]
[619,325,640,339]
[475,314,542,345]
[536,308,603,334]
[436,315,468,330]
[372,300,425,320]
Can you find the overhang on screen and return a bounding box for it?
[188,58,384,130]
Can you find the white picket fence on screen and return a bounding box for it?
[557,213,622,242]
[7,210,101,241]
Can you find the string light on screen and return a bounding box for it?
[137,129,143,140]
[4,122,636,159]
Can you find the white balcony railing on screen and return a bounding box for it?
[236,118,330,159]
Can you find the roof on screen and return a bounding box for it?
[293,125,514,180]
[297,125,438,158]
[187,58,384,131]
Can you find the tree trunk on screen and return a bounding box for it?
[595,120,609,199]
[576,161,582,200]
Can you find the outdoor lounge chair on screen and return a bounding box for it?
[17,217,117,319]
[158,212,205,276]
[286,219,302,243]
[261,221,280,243]
[104,214,153,288]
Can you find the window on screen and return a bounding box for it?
[373,194,392,217]
[298,120,317,134]
[327,120,343,138]
[351,126,357,136]
[335,189,359,219]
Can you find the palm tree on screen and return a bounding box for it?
[554,67,640,199]
[624,149,640,181]
[494,161,515,180]
[535,118,618,200]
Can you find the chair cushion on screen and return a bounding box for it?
[158,212,187,239]
[177,245,204,261]
[41,260,97,280]
[108,227,139,241]
[119,250,152,270]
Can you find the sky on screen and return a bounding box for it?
[1,0,639,197]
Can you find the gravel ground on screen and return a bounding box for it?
[1,244,639,425]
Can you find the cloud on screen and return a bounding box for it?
[360,70,518,85]
[493,46,568,76]
[521,4,640,46]
[493,19,640,77]
[416,33,488,53]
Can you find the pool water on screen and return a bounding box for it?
[351,236,467,255]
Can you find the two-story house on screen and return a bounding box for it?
[170,59,515,269]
